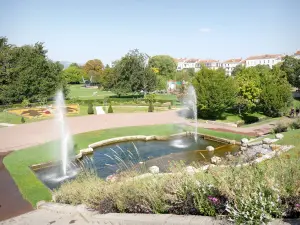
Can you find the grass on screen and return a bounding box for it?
[3,124,251,208]
[215,111,268,124]
[69,84,114,100]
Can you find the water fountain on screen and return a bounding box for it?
[184,85,198,142]
[54,90,73,176]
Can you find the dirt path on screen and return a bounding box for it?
[0,152,33,221]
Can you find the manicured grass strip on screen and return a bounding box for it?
[3,124,251,208]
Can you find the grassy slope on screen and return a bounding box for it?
[69,84,114,100]
[3,124,251,207]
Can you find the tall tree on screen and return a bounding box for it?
[0,40,67,104]
[235,67,262,114]
[83,59,104,83]
[192,66,238,119]
[101,66,116,90]
[62,65,86,84]
[113,49,156,96]
[280,55,300,89]
[148,55,177,77]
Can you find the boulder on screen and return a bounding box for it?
[241,138,249,144]
[211,156,222,165]
[262,138,272,144]
[262,144,270,149]
[206,146,215,151]
[275,133,284,140]
[186,166,197,174]
[149,166,159,174]
[240,146,247,151]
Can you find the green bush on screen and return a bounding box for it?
[168,105,171,110]
[148,102,154,112]
[273,123,288,133]
[87,103,94,114]
[22,99,30,108]
[108,104,113,113]
[290,118,300,129]
[21,117,25,123]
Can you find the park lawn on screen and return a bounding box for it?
[69,84,114,100]
[0,111,49,124]
[3,124,251,208]
[216,111,268,124]
[155,94,177,101]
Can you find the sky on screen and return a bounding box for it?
[1,0,299,65]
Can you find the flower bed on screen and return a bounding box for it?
[8,104,79,118]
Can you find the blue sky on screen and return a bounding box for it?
[1,0,299,64]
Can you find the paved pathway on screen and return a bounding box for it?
[0,110,293,153]
[1,202,298,225]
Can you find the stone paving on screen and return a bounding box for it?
[1,202,299,225]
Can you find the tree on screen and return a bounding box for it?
[107,103,113,113]
[87,103,94,114]
[69,63,80,68]
[259,70,292,117]
[113,49,156,95]
[101,67,116,90]
[235,67,262,114]
[148,55,177,77]
[0,40,68,104]
[62,65,86,84]
[280,56,300,89]
[83,59,104,83]
[231,64,244,76]
[192,66,238,119]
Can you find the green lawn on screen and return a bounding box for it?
[215,112,268,124]
[3,124,251,208]
[69,84,114,100]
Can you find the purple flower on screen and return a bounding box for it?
[208,196,220,204]
[295,204,300,208]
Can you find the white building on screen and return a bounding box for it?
[245,54,283,68]
[176,58,187,71]
[222,58,242,76]
[198,59,221,70]
[294,51,300,59]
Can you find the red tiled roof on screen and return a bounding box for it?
[223,58,242,63]
[198,59,219,63]
[186,58,198,63]
[176,58,187,62]
[240,60,246,64]
[294,51,300,56]
[245,54,283,60]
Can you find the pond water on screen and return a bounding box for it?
[34,136,239,190]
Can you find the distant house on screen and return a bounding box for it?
[294,50,300,59]
[176,58,187,71]
[221,58,242,76]
[245,54,283,68]
[198,59,221,70]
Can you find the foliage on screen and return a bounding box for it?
[101,67,116,90]
[235,67,262,114]
[148,102,154,112]
[62,65,87,84]
[289,118,300,130]
[231,64,244,76]
[112,49,157,96]
[168,104,171,110]
[192,66,238,119]
[108,103,113,113]
[144,93,156,103]
[87,103,94,114]
[0,37,68,104]
[156,75,168,90]
[21,99,30,108]
[21,117,25,123]
[148,55,177,77]
[83,59,104,83]
[273,122,288,133]
[280,56,300,89]
[259,68,292,117]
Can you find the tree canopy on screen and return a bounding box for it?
[112,49,156,95]
[148,55,177,77]
[83,59,104,83]
[62,65,86,84]
[280,55,300,89]
[0,37,67,104]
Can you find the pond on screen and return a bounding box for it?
[34,136,239,190]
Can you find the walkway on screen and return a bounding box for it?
[0,202,298,225]
[0,110,292,153]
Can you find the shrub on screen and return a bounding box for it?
[21,117,25,123]
[273,123,288,133]
[22,99,30,108]
[108,104,113,113]
[290,118,300,130]
[87,103,94,114]
[148,102,154,112]
[168,105,171,110]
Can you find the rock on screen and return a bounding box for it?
[241,138,249,144]
[240,146,247,151]
[275,133,284,140]
[262,144,270,149]
[186,166,197,174]
[149,166,159,174]
[270,144,280,151]
[211,156,222,165]
[241,143,248,147]
[206,146,215,151]
[262,138,272,144]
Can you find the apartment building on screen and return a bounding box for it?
[222,58,242,76]
[245,54,283,68]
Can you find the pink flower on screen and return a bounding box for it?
[295,204,300,208]
[208,196,220,205]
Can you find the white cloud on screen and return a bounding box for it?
[199,28,212,33]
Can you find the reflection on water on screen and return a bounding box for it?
[34,136,239,190]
